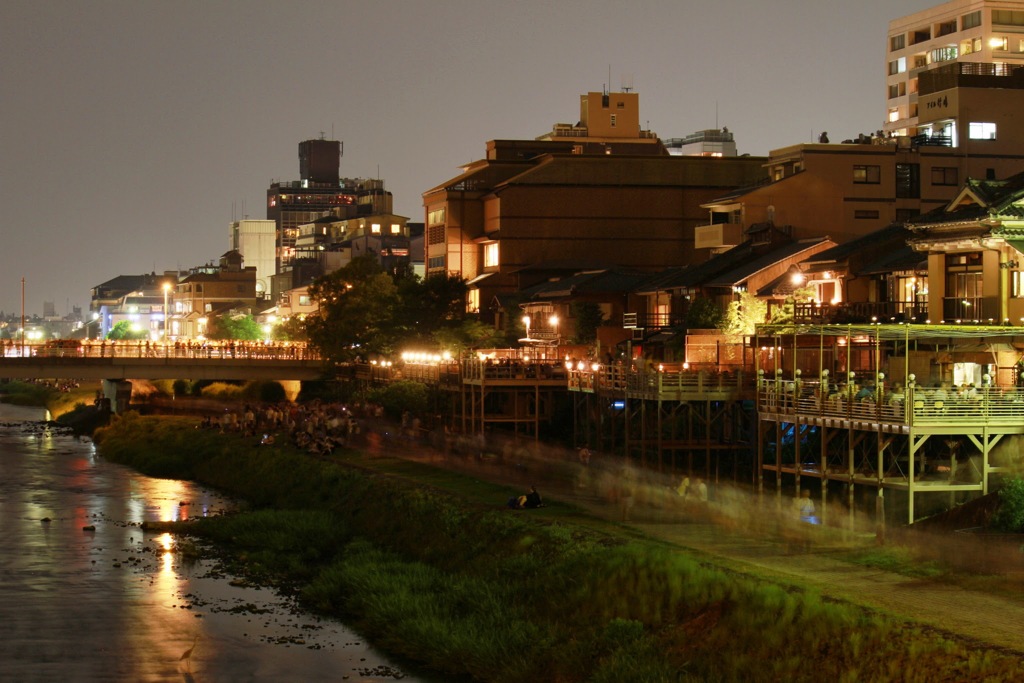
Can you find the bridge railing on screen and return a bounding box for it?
[2,340,320,361]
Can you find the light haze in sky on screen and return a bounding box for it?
[1,0,940,316]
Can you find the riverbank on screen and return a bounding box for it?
[95,413,1024,682]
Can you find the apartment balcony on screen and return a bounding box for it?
[694,223,743,250]
[942,296,998,321]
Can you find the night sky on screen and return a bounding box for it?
[1,0,939,316]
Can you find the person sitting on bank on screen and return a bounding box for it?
[524,485,543,509]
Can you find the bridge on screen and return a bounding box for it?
[0,342,330,382]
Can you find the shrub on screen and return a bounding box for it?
[992,478,1024,532]
[172,379,192,397]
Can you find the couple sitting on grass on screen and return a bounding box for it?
[508,485,544,509]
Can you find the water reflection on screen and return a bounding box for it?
[0,411,428,682]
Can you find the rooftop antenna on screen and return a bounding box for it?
[716,101,719,129]
[621,73,633,93]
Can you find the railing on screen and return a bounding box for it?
[621,312,683,330]
[568,365,751,398]
[942,296,987,321]
[756,379,1024,427]
[2,340,319,361]
[461,358,568,382]
[794,301,925,323]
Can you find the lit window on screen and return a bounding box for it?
[467,289,480,313]
[968,122,997,139]
[391,223,401,234]
[853,165,881,184]
[484,242,499,268]
[888,108,900,123]
[990,36,1008,51]
[371,223,381,233]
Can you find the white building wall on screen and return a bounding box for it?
[230,220,277,297]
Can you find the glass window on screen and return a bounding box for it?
[483,242,499,268]
[896,163,921,199]
[962,10,981,29]
[853,165,881,184]
[371,223,381,234]
[993,9,1024,26]
[1012,271,1024,298]
[390,223,401,234]
[968,122,997,140]
[931,167,959,185]
[610,114,617,127]
[891,34,906,51]
[930,46,958,63]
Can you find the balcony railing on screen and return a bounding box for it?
[794,301,926,323]
[757,379,1024,427]
[622,312,683,330]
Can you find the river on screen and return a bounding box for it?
[0,403,427,682]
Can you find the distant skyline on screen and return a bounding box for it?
[1,0,941,316]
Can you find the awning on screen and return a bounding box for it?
[1006,239,1024,257]
[466,272,496,286]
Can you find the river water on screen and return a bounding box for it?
[0,403,425,682]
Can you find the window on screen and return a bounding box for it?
[888,83,907,99]
[896,163,920,199]
[937,20,957,37]
[299,295,310,306]
[968,122,997,140]
[483,242,499,268]
[466,289,480,313]
[888,108,900,123]
[962,10,981,29]
[991,36,1008,51]
[854,210,880,219]
[888,58,906,75]
[610,114,617,127]
[853,165,881,184]
[930,46,958,63]
[932,167,959,185]
[617,101,625,109]
[1012,271,1024,298]
[371,223,381,234]
[891,34,905,51]
[428,208,446,225]
[390,223,401,234]
[993,9,1024,26]
[428,256,445,270]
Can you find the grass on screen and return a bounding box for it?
[94,414,1024,682]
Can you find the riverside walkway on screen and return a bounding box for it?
[366,436,1024,654]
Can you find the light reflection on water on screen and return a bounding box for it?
[0,406,427,682]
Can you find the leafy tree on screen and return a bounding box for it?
[685,297,724,330]
[272,316,308,342]
[366,380,429,420]
[207,314,261,341]
[432,318,505,355]
[721,291,767,336]
[106,320,149,340]
[991,478,1024,532]
[570,301,605,344]
[306,256,401,362]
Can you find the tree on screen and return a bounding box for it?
[721,291,768,337]
[207,314,261,341]
[570,301,605,345]
[432,318,505,355]
[272,316,308,342]
[306,256,401,362]
[685,297,724,330]
[106,320,149,340]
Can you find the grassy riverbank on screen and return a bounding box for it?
[95,413,1024,682]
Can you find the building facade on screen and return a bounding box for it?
[885,0,1024,135]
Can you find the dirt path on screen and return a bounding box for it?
[380,443,1024,654]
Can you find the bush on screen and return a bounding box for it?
[992,478,1024,532]
[172,379,192,397]
[367,380,428,420]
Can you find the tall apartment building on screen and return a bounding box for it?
[266,138,392,273]
[885,0,1024,135]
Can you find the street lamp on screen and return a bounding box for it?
[162,282,172,341]
[549,314,559,343]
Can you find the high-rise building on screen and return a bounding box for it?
[229,219,276,300]
[885,0,1024,136]
[266,138,392,273]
